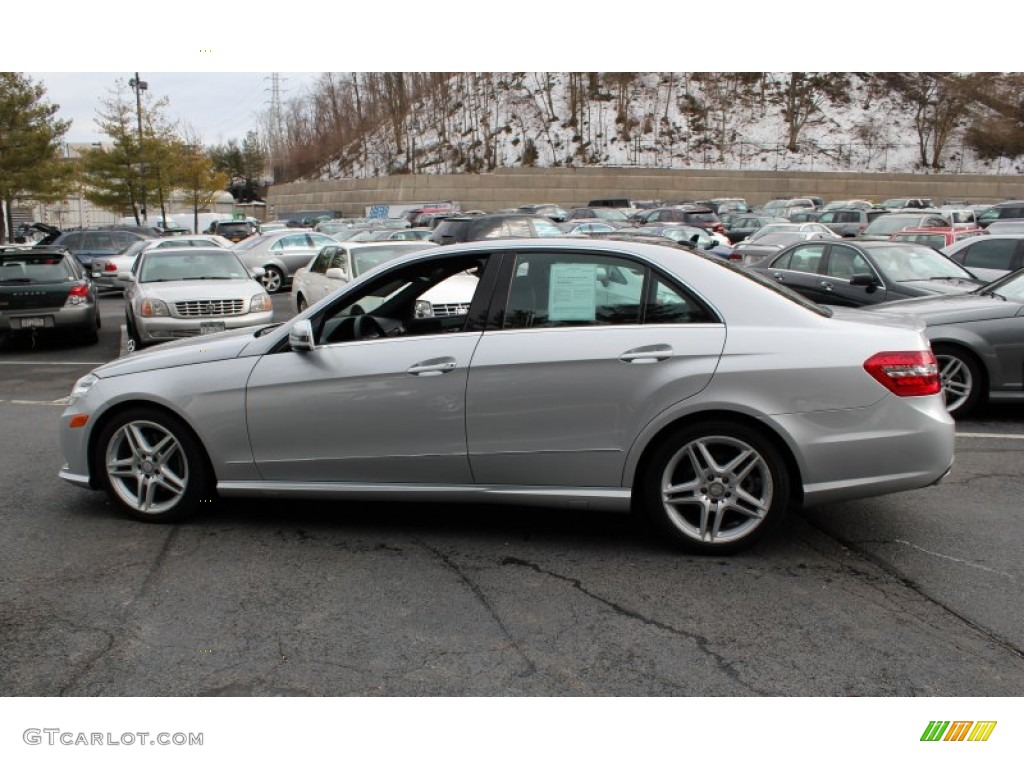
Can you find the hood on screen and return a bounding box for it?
[93,327,263,379]
[866,292,1021,325]
[895,277,983,296]
[135,279,265,302]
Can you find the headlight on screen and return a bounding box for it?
[250,293,272,312]
[68,373,99,406]
[139,298,169,317]
[414,299,434,318]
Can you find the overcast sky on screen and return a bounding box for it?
[28,72,321,147]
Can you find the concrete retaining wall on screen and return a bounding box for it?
[267,167,1024,218]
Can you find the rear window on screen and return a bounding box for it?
[0,254,73,283]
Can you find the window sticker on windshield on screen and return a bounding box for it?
[548,263,597,321]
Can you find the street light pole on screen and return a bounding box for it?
[128,73,148,223]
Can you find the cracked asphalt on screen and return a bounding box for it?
[2,293,1023,696]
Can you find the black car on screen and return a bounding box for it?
[751,239,984,308]
[429,213,563,245]
[0,246,100,345]
[977,200,1024,228]
[723,215,788,243]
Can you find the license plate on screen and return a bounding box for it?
[20,317,47,328]
[199,321,225,334]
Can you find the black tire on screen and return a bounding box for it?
[80,312,100,345]
[296,294,308,313]
[933,343,984,418]
[261,266,284,294]
[93,407,212,522]
[641,421,790,554]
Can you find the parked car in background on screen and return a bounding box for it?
[942,233,1024,282]
[46,228,153,271]
[208,219,259,243]
[889,227,986,250]
[750,240,983,307]
[880,197,935,210]
[517,204,568,222]
[346,228,434,242]
[858,212,950,240]
[866,268,1024,417]
[123,247,273,349]
[558,220,619,235]
[731,231,837,267]
[231,230,340,293]
[91,235,236,291]
[822,199,875,212]
[786,209,822,223]
[697,198,749,215]
[429,213,563,245]
[723,215,788,244]
[977,200,1024,228]
[0,245,100,345]
[563,207,632,226]
[59,237,954,556]
[634,205,724,233]
[315,218,371,235]
[937,207,978,228]
[816,207,889,237]
[292,241,434,312]
[983,220,1024,235]
[632,225,733,258]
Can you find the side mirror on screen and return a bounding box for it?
[850,273,879,291]
[325,267,349,281]
[288,319,316,352]
[250,266,266,279]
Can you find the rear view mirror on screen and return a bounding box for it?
[325,267,349,281]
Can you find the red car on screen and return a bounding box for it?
[889,227,986,249]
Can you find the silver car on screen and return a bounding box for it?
[92,235,235,291]
[59,239,953,554]
[291,241,432,312]
[231,230,339,293]
[867,267,1024,417]
[123,247,274,349]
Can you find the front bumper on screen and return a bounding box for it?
[135,310,274,344]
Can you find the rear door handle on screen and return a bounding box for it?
[619,344,673,363]
[407,357,457,376]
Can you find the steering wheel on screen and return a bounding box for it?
[353,314,386,340]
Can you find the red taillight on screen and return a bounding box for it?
[68,284,90,297]
[65,284,91,307]
[863,351,940,396]
[104,262,118,272]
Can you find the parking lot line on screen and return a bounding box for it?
[957,432,1024,440]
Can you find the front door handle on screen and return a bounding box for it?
[407,357,457,376]
[619,344,673,363]
[819,281,834,291]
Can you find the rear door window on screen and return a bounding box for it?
[960,238,1020,271]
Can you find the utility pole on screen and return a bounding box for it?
[129,73,148,223]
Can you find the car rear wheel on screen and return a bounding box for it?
[261,266,284,293]
[642,422,789,554]
[933,344,983,417]
[94,407,211,522]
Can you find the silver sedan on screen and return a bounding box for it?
[59,239,953,554]
[123,247,274,349]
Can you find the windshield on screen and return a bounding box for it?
[139,251,251,282]
[0,254,73,283]
[350,244,431,276]
[864,215,923,235]
[980,269,1024,301]
[865,244,974,281]
[593,208,629,221]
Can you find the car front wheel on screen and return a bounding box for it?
[261,266,284,293]
[933,344,983,417]
[94,407,212,522]
[642,422,789,554]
